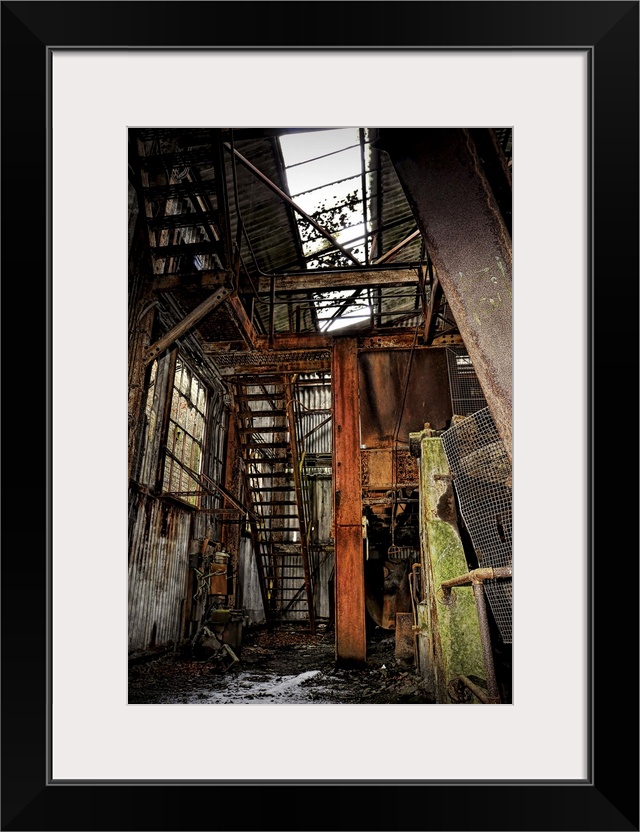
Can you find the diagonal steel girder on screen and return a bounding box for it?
[379,128,513,460]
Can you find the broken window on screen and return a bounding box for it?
[161,357,209,507]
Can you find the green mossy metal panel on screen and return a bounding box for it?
[418,435,485,702]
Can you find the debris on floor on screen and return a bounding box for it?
[128,625,437,704]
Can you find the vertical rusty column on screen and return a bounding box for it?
[380,128,513,461]
[221,415,242,609]
[332,338,366,666]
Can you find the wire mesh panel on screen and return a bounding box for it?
[446,347,488,416]
[441,406,512,643]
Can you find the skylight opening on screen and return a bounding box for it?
[279,128,374,331]
[280,128,368,264]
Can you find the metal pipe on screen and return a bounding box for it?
[441,565,512,590]
[439,565,510,704]
[473,583,501,703]
[455,674,492,704]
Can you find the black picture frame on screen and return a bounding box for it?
[2,2,638,830]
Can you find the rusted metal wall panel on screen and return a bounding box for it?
[358,348,451,447]
[128,492,193,652]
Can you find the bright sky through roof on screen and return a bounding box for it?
[279,128,371,331]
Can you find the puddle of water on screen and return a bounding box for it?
[159,669,324,704]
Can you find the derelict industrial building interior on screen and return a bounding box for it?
[128,127,513,705]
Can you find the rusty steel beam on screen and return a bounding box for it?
[143,285,233,364]
[379,128,513,461]
[224,291,259,349]
[229,330,446,352]
[332,338,366,666]
[256,268,418,294]
[255,333,333,351]
[217,360,331,377]
[221,417,242,608]
[358,332,432,350]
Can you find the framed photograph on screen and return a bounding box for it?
[2,2,638,830]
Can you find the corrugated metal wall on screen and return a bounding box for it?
[298,378,334,619]
[128,348,229,652]
[128,492,192,651]
[297,378,332,455]
[309,476,334,619]
[237,534,265,625]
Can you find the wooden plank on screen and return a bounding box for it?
[332,338,366,666]
[256,268,419,294]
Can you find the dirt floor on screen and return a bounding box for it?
[128,624,437,705]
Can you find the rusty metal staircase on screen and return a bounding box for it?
[232,374,316,632]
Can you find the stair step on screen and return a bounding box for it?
[240,427,290,434]
[249,485,293,492]
[238,409,288,417]
[246,473,294,479]
[258,513,300,518]
[253,501,298,506]
[269,555,303,560]
[246,442,290,449]
[264,545,303,554]
[235,395,285,402]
